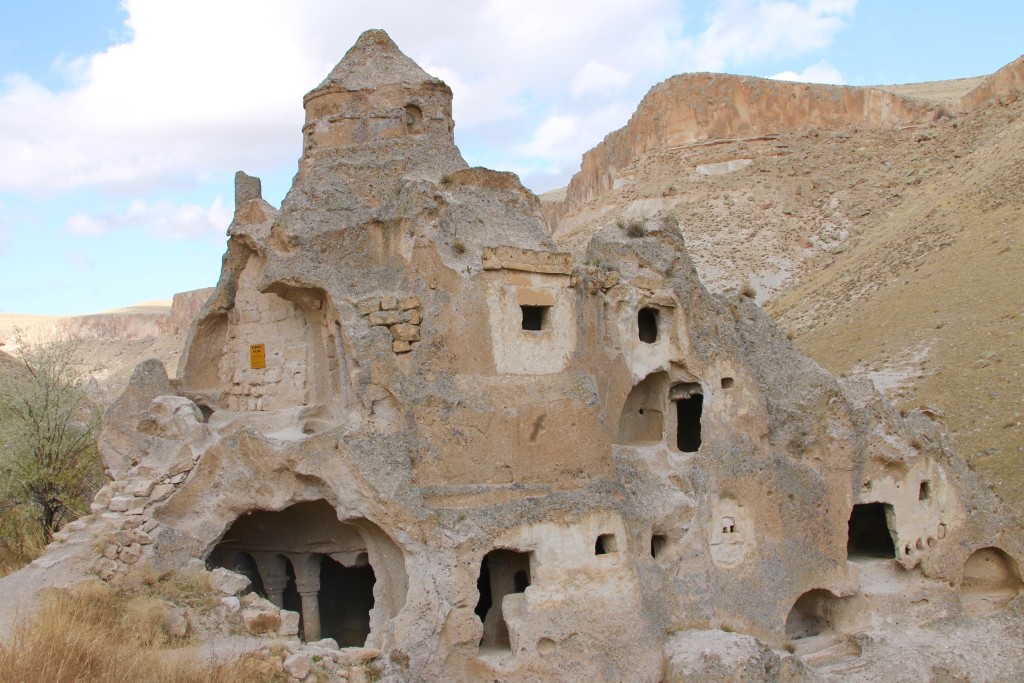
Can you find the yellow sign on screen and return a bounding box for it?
[249,343,266,369]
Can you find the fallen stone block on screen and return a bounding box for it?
[210,567,251,595]
[108,496,134,512]
[243,608,282,635]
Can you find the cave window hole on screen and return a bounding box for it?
[919,481,931,501]
[638,308,659,343]
[403,103,423,131]
[521,305,550,331]
[721,377,735,389]
[847,502,896,560]
[722,517,736,534]
[595,534,618,555]
[672,383,703,452]
[651,534,668,558]
[475,550,533,651]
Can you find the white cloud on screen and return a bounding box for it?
[0,0,858,195]
[570,61,633,98]
[517,102,635,166]
[771,60,845,84]
[65,197,230,241]
[691,0,857,71]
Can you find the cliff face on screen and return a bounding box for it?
[550,57,1024,231]
[957,55,1024,111]
[3,289,213,347]
[550,75,940,227]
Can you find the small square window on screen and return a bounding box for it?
[521,305,550,331]
[919,481,931,501]
[595,533,618,555]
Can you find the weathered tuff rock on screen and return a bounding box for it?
[546,55,1024,230]
[5,30,1023,682]
[1,287,212,347]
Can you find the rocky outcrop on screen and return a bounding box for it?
[549,74,941,228]
[958,54,1024,111]
[6,288,213,346]
[549,55,1024,231]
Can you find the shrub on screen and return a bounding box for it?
[615,217,645,237]
[0,335,105,545]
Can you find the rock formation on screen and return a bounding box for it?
[0,289,212,347]
[547,55,1024,232]
[3,30,1022,682]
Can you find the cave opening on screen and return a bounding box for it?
[319,554,376,646]
[847,502,896,560]
[674,385,703,452]
[475,549,533,651]
[638,307,659,343]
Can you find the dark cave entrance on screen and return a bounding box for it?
[521,305,549,331]
[638,307,659,343]
[847,503,896,560]
[319,554,376,647]
[673,384,703,452]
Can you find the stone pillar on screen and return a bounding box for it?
[299,590,322,641]
[252,552,289,608]
[292,553,323,642]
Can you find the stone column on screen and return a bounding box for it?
[252,552,289,608]
[292,553,323,642]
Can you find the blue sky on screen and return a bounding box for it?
[0,0,1021,315]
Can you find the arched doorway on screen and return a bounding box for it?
[208,500,406,645]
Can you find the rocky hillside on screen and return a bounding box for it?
[546,55,1024,517]
[0,289,213,395]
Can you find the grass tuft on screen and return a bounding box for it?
[0,576,270,682]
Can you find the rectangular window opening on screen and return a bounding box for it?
[521,305,550,331]
[673,384,703,452]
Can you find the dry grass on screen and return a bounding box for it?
[0,576,275,683]
[0,518,46,578]
[616,217,645,237]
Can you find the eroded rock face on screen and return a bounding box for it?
[27,30,1022,682]
[547,57,1024,231]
